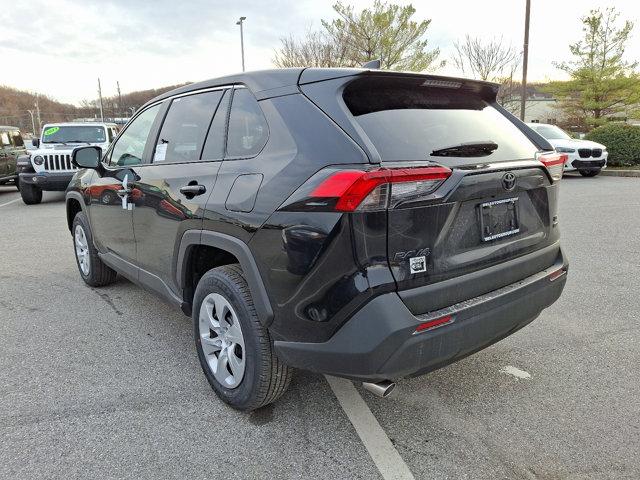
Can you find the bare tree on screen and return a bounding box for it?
[273,29,350,68]
[273,1,442,71]
[497,78,523,114]
[452,35,520,81]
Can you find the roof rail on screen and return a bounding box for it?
[362,59,381,69]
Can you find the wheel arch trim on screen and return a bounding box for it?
[176,230,274,326]
[65,191,88,231]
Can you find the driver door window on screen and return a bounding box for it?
[109,104,161,167]
[153,90,224,164]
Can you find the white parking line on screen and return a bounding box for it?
[325,375,415,480]
[0,198,21,208]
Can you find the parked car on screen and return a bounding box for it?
[66,69,568,411]
[0,126,27,189]
[527,123,607,177]
[19,122,119,204]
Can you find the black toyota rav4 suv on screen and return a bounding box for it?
[66,68,568,411]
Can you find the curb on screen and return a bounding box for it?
[599,169,640,178]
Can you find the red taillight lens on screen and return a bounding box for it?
[538,152,567,182]
[311,166,451,212]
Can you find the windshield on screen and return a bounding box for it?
[530,124,571,140]
[343,76,536,161]
[42,125,107,144]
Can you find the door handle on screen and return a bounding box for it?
[179,184,206,196]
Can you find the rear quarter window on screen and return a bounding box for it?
[343,76,537,162]
[226,88,268,159]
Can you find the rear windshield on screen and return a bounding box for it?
[343,76,537,162]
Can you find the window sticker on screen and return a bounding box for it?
[154,143,167,162]
[43,126,60,136]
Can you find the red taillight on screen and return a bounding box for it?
[413,315,454,334]
[311,166,451,212]
[538,152,567,182]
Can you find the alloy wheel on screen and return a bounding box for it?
[74,225,90,276]
[199,293,246,388]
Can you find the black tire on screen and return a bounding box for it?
[71,211,118,287]
[100,190,117,205]
[20,182,42,204]
[193,264,292,411]
[578,169,600,177]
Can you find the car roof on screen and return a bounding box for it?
[0,125,20,131]
[146,67,500,108]
[42,122,117,127]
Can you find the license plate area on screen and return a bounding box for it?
[479,197,520,242]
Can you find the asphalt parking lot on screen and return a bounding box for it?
[1,175,638,480]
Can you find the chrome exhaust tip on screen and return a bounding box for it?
[362,380,396,398]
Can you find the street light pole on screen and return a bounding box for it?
[236,16,246,72]
[520,0,531,121]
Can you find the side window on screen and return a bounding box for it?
[11,131,24,147]
[109,104,161,167]
[226,88,268,158]
[153,90,223,163]
[107,128,114,143]
[0,132,9,147]
[202,90,230,160]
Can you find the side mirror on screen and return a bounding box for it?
[32,138,40,148]
[72,146,102,169]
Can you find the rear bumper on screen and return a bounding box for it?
[274,250,568,382]
[19,171,74,191]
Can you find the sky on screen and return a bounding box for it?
[1,0,639,105]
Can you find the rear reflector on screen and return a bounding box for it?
[548,268,567,282]
[537,152,567,182]
[311,166,451,212]
[413,315,454,334]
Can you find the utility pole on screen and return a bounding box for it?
[97,78,105,122]
[34,94,42,133]
[520,0,531,121]
[236,16,246,72]
[27,110,36,135]
[117,81,123,119]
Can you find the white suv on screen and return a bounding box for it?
[527,123,607,177]
[19,122,119,204]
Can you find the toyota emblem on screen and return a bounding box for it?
[502,172,516,191]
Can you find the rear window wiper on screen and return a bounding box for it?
[431,141,498,157]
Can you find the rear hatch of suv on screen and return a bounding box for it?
[300,71,562,314]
